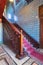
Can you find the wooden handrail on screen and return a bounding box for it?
[2,16,20,34]
[8,22,20,34]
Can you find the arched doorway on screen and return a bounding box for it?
[39,5,43,48]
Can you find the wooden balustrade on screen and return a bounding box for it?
[2,16,24,59]
[8,23,24,58]
[0,0,24,58]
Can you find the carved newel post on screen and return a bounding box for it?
[20,30,23,56]
[16,30,25,59]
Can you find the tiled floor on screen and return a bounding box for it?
[0,45,16,65]
[2,44,30,65]
[0,44,43,65]
[0,59,8,65]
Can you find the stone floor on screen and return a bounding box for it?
[0,44,43,65]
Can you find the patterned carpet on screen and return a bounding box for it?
[0,44,43,65]
[23,38,43,64]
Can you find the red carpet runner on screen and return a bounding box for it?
[23,38,43,63]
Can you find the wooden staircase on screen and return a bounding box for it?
[2,16,40,60]
[2,17,43,63]
[0,0,40,59]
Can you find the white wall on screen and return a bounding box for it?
[17,0,43,43]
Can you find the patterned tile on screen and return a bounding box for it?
[0,46,16,65]
[32,62,38,65]
[0,58,8,65]
[0,54,16,65]
[0,46,4,54]
[23,58,35,65]
[23,58,42,65]
[2,44,30,65]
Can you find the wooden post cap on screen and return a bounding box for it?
[0,18,2,22]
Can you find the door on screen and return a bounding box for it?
[39,5,43,48]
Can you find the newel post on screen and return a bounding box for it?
[20,30,23,55]
[16,30,24,59]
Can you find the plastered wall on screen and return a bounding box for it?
[17,0,43,43]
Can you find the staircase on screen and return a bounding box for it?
[2,16,43,63]
[1,0,43,63]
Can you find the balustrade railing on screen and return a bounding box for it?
[2,16,24,58]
